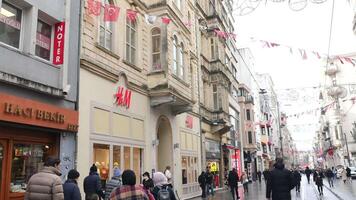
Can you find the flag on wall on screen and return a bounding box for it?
[88,0,101,16]
[144,14,157,25]
[162,17,171,25]
[126,9,138,22]
[104,4,120,21]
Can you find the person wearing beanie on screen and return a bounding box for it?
[109,170,149,200]
[63,169,81,200]
[84,164,105,200]
[152,172,177,200]
[104,168,122,200]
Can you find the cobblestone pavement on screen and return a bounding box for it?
[322,177,356,200]
[189,175,345,200]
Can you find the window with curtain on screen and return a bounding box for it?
[151,28,161,71]
[178,42,184,78]
[172,36,178,75]
[126,17,136,65]
[99,0,113,50]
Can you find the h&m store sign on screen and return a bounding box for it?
[0,93,78,132]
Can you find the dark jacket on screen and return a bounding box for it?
[105,176,122,200]
[346,167,351,177]
[206,172,214,185]
[293,171,301,183]
[143,178,154,190]
[315,173,323,186]
[152,185,177,200]
[227,170,239,187]
[84,172,104,199]
[266,163,295,200]
[198,172,207,187]
[263,170,270,181]
[305,168,312,176]
[63,179,81,200]
[326,169,333,178]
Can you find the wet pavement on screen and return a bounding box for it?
[189,175,347,200]
[323,178,356,200]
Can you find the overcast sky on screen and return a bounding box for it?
[234,0,356,150]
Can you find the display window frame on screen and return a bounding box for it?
[0,126,59,200]
[90,140,144,184]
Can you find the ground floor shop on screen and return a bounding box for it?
[0,92,78,200]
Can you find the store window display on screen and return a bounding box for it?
[181,156,198,185]
[10,143,52,193]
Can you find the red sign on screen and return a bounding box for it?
[231,150,241,177]
[185,115,193,129]
[0,14,21,30]
[53,22,65,65]
[114,86,132,109]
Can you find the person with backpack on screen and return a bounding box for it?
[63,169,81,200]
[152,172,176,200]
[198,171,207,198]
[227,168,240,200]
[104,168,122,200]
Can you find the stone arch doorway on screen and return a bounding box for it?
[156,116,173,173]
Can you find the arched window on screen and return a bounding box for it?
[99,0,113,50]
[126,16,136,65]
[173,36,178,75]
[151,28,161,71]
[178,42,184,78]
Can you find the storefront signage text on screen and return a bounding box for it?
[114,86,132,109]
[0,14,21,30]
[53,22,65,65]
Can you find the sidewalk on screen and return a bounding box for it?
[323,178,356,200]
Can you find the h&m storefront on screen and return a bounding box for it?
[78,71,150,189]
[0,93,78,200]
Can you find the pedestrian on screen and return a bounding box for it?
[325,168,334,187]
[266,158,295,200]
[205,166,215,197]
[346,167,352,183]
[25,157,64,200]
[152,171,177,200]
[315,171,324,196]
[342,167,348,183]
[63,169,81,200]
[241,172,248,193]
[109,169,150,199]
[305,167,312,184]
[104,168,122,200]
[263,169,270,184]
[257,171,262,183]
[164,166,173,187]
[332,167,337,181]
[198,171,207,198]
[143,172,154,191]
[313,170,318,183]
[227,168,240,200]
[84,164,105,200]
[293,169,301,193]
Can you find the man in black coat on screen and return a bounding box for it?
[325,168,334,187]
[263,169,270,184]
[305,167,312,184]
[227,168,240,200]
[198,171,207,198]
[266,158,295,200]
[293,169,302,193]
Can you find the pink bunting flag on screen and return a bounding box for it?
[313,51,321,59]
[337,56,344,64]
[299,49,307,60]
[161,17,171,25]
[88,0,101,16]
[104,4,120,21]
[270,43,280,47]
[126,9,138,22]
[214,29,227,39]
[261,41,271,48]
[184,21,193,28]
[344,57,355,66]
[229,33,237,39]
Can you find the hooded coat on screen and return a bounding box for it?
[25,166,64,200]
[266,162,295,200]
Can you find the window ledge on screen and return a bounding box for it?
[123,60,142,72]
[95,43,120,60]
[148,69,165,75]
[171,73,189,87]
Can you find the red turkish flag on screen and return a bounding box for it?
[127,9,138,22]
[104,4,120,21]
[88,0,101,16]
[161,17,171,25]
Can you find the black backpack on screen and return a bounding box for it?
[157,185,171,200]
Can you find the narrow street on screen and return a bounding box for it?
[190,175,356,200]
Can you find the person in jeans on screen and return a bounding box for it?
[205,167,214,196]
[325,168,334,187]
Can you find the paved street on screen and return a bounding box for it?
[323,178,356,200]
[189,175,355,200]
